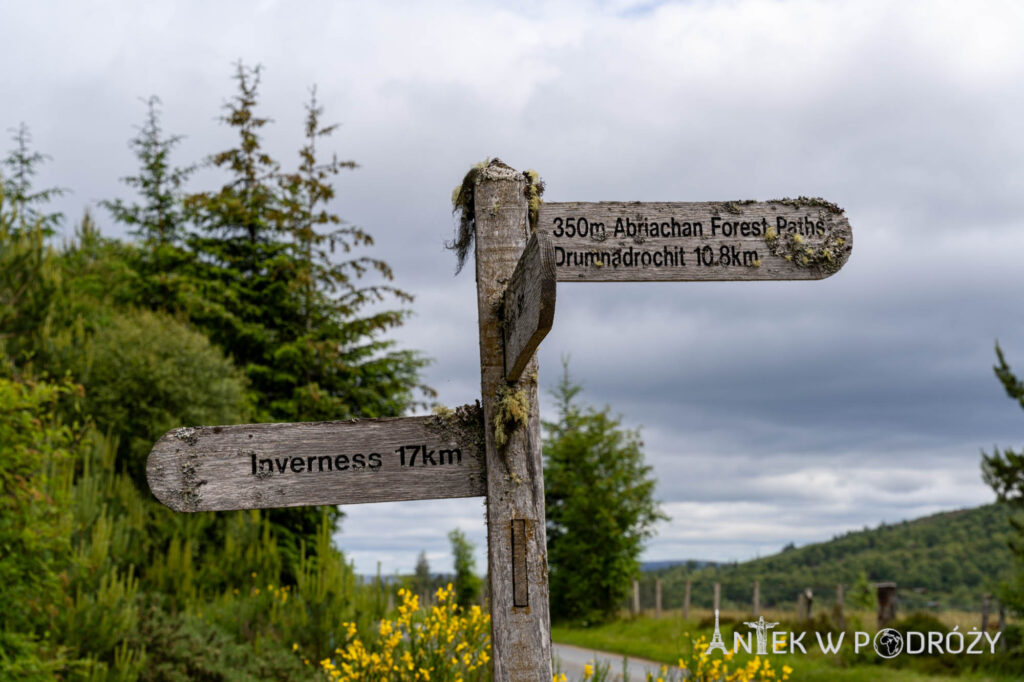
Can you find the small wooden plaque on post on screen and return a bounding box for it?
[502,232,556,382]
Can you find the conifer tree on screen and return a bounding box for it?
[101,97,193,310]
[183,61,290,406]
[448,528,482,607]
[275,87,428,422]
[414,550,432,599]
[179,63,429,555]
[1,123,66,235]
[982,343,1024,610]
[543,361,666,623]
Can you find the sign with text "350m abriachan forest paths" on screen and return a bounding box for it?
[537,199,852,282]
[146,405,485,512]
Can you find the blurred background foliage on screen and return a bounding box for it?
[0,62,429,680]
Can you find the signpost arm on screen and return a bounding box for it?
[473,160,553,681]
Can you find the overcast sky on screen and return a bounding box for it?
[4,0,1024,576]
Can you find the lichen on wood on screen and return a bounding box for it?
[719,199,756,215]
[493,384,529,449]
[524,169,545,231]
[173,426,201,446]
[427,402,486,458]
[770,196,844,214]
[764,225,849,275]
[759,197,850,274]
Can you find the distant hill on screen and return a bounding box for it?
[648,504,1013,612]
[641,560,719,572]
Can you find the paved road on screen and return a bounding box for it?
[552,642,669,681]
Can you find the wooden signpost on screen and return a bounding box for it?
[147,159,853,681]
[146,406,485,512]
[538,200,852,282]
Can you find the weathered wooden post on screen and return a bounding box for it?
[714,582,721,612]
[982,594,991,632]
[752,580,760,618]
[473,162,553,681]
[633,579,641,615]
[876,582,898,628]
[834,583,846,630]
[655,578,663,618]
[796,591,807,621]
[376,561,383,612]
[684,579,692,621]
[999,601,1006,647]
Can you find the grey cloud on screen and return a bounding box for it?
[3,0,1023,574]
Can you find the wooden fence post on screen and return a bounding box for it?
[876,582,897,628]
[982,594,991,633]
[684,579,692,621]
[474,161,552,681]
[633,579,641,615]
[656,579,663,618]
[834,583,846,630]
[753,580,760,618]
[714,582,721,612]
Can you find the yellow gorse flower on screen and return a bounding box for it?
[664,634,794,682]
[318,584,490,682]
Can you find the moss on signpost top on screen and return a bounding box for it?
[448,158,545,274]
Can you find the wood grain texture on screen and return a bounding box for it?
[474,161,553,681]
[503,232,556,382]
[538,200,852,282]
[145,405,485,512]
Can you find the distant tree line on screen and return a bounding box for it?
[650,505,1011,612]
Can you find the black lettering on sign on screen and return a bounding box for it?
[538,201,852,282]
[247,445,462,476]
[439,448,462,465]
[148,405,487,512]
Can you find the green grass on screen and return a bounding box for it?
[551,611,1017,682]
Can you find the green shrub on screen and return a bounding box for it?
[130,607,306,682]
[0,374,79,677]
[73,307,251,489]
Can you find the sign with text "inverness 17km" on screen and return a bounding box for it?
[147,406,485,512]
